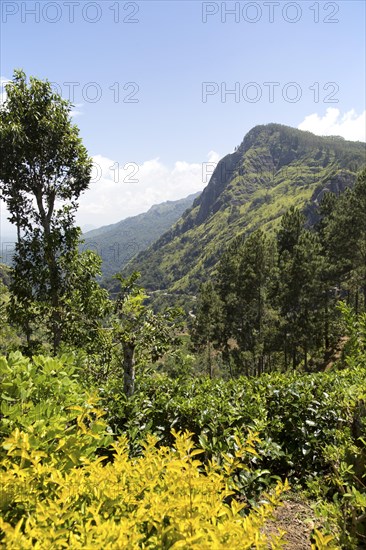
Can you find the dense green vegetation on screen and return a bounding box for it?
[105,308,366,547]
[0,351,290,548]
[83,193,199,279]
[1,72,365,548]
[0,306,365,547]
[126,124,365,300]
[0,69,104,354]
[191,168,366,376]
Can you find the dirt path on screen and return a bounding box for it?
[263,498,316,549]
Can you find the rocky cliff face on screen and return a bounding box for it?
[304,169,359,226]
[125,124,366,293]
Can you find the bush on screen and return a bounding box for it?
[0,352,288,548]
[0,425,288,548]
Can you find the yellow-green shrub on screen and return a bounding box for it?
[0,353,112,471]
[0,427,288,549]
[0,352,288,548]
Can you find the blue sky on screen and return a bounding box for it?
[1,0,365,236]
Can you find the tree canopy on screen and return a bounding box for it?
[0,70,93,351]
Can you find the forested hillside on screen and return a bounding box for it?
[1,72,365,549]
[82,192,200,277]
[126,124,365,295]
[190,167,366,378]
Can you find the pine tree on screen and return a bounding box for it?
[191,280,223,378]
[235,230,277,375]
[215,231,277,376]
[320,168,366,313]
[277,209,325,369]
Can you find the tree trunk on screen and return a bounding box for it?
[292,348,297,369]
[284,342,288,371]
[304,341,308,371]
[123,342,136,397]
[207,340,213,379]
[324,293,330,349]
[258,355,264,376]
[355,289,359,315]
[36,186,62,353]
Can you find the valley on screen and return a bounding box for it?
[1,71,365,549]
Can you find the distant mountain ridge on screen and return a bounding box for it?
[82,192,200,277]
[124,124,366,294]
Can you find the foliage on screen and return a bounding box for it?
[191,280,223,377]
[311,304,366,547]
[126,124,365,296]
[155,341,197,379]
[0,70,93,352]
[191,168,366,376]
[0,352,112,463]
[276,215,326,370]
[1,304,365,546]
[102,316,366,546]
[0,433,288,549]
[112,272,183,396]
[0,277,21,354]
[192,213,328,374]
[0,263,11,286]
[338,301,366,358]
[59,250,111,353]
[213,230,279,376]
[105,361,365,481]
[0,354,289,549]
[320,167,366,313]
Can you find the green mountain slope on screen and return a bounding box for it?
[125,124,366,294]
[82,193,200,277]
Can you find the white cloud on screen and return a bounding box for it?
[70,103,83,118]
[1,153,221,239]
[76,151,221,230]
[298,108,366,142]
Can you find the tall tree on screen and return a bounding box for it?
[215,231,277,376]
[0,70,92,351]
[191,280,223,378]
[321,168,366,312]
[235,230,277,375]
[215,236,243,370]
[277,206,305,257]
[277,209,325,369]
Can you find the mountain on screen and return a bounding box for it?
[124,124,366,296]
[82,193,200,277]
